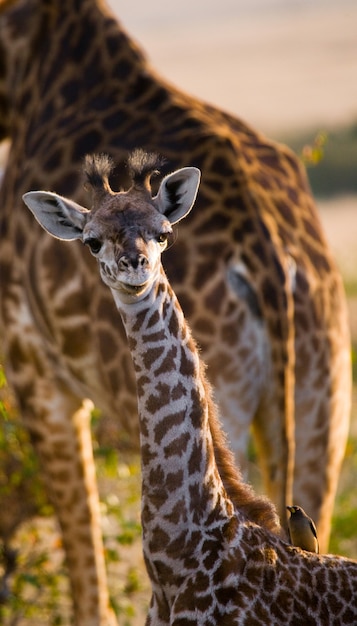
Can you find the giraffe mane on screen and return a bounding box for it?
[203,378,282,535]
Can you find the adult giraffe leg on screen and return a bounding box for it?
[6,372,116,626]
[218,260,294,528]
[251,392,291,532]
[293,277,351,553]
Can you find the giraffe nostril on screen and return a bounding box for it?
[119,255,148,270]
[118,256,130,270]
[138,254,149,268]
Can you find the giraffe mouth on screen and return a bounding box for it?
[121,282,148,295]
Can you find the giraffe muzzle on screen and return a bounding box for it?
[120,281,149,296]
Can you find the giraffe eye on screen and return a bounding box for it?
[157,232,169,245]
[84,238,102,254]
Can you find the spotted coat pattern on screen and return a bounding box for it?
[125,272,357,626]
[0,0,351,623]
[24,153,357,626]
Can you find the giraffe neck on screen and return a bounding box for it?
[114,269,234,541]
[2,0,153,151]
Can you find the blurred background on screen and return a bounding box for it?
[1,1,357,623]
[109,0,357,135]
[107,0,357,286]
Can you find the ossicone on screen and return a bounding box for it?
[84,153,114,197]
[127,148,165,191]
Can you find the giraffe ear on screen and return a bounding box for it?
[22,191,90,240]
[153,167,201,224]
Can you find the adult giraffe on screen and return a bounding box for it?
[0,0,351,623]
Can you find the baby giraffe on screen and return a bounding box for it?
[24,151,357,625]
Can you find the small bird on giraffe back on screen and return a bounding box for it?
[287,505,319,553]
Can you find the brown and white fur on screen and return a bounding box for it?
[23,151,357,626]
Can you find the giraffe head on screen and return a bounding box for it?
[23,150,200,304]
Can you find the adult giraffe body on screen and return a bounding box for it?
[0,0,351,623]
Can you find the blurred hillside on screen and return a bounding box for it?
[281,121,357,199]
[109,0,357,137]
